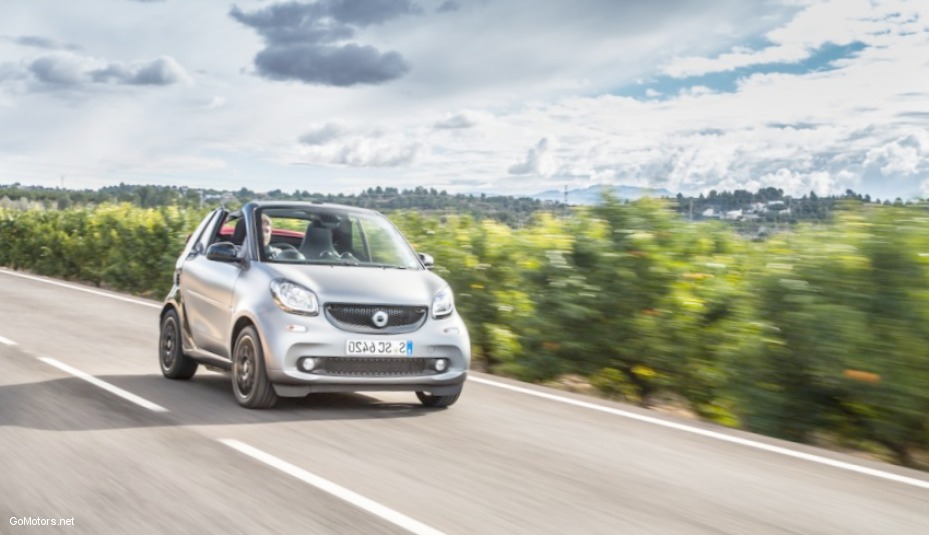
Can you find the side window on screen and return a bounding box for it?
[184,210,221,257]
[209,213,245,248]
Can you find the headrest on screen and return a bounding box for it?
[231,218,247,245]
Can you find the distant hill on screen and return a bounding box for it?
[531,185,675,205]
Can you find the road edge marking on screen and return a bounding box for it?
[38,357,169,413]
[0,268,161,309]
[469,376,929,491]
[219,439,446,535]
[10,267,927,492]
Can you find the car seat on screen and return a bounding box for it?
[230,218,247,246]
[299,221,339,259]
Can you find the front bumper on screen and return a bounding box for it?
[250,303,471,396]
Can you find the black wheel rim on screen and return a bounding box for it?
[234,337,255,397]
[161,317,177,369]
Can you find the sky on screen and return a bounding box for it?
[0,0,927,200]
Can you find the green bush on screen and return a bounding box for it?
[2,199,928,467]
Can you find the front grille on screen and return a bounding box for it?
[313,357,437,376]
[325,304,428,334]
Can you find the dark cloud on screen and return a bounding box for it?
[29,56,86,86]
[255,43,408,86]
[327,0,422,26]
[230,3,355,45]
[437,1,460,13]
[231,0,419,86]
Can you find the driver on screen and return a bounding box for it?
[261,213,305,261]
[261,213,279,257]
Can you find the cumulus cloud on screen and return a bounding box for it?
[433,110,489,129]
[333,139,421,167]
[299,122,349,145]
[230,0,419,86]
[756,168,854,197]
[207,96,227,109]
[3,52,190,89]
[297,122,420,167]
[29,55,88,86]
[92,56,190,86]
[662,0,906,78]
[509,138,558,176]
[864,131,929,176]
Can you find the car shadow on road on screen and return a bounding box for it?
[0,372,438,432]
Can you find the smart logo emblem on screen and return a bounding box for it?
[372,310,389,328]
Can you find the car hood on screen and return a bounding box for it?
[264,264,449,306]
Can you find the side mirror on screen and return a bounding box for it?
[418,252,435,270]
[207,242,239,263]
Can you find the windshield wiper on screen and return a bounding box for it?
[364,263,409,270]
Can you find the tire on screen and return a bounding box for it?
[159,309,198,380]
[416,386,462,408]
[231,326,278,409]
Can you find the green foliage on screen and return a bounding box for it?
[0,203,204,298]
[0,182,561,226]
[2,197,929,467]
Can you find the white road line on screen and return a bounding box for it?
[0,268,161,309]
[38,357,169,413]
[470,376,929,491]
[220,439,446,535]
[0,335,17,346]
[8,267,928,492]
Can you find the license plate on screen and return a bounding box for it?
[346,340,413,356]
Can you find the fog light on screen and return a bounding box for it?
[434,359,448,372]
[300,357,316,372]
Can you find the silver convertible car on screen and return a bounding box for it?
[158,201,471,409]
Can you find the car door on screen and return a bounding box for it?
[179,210,243,357]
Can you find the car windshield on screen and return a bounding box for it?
[256,207,422,269]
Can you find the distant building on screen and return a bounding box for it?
[724,209,743,220]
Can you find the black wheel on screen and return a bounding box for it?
[232,326,278,409]
[416,386,462,408]
[159,309,198,379]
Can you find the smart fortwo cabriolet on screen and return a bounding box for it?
[158,201,470,409]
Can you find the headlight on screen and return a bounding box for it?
[432,287,454,319]
[270,279,319,316]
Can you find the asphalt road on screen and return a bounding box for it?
[1,268,928,534]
